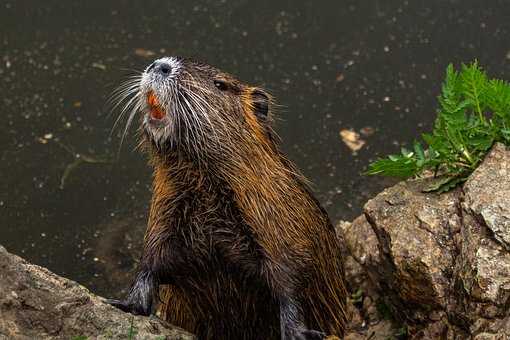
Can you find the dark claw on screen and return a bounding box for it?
[105,298,150,316]
[105,298,131,313]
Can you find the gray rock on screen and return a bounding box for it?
[0,245,194,340]
[340,144,510,338]
[459,144,510,307]
[464,143,510,251]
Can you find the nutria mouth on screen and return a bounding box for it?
[147,91,165,120]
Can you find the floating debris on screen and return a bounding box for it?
[134,48,156,58]
[360,126,375,137]
[91,62,106,70]
[340,129,366,153]
[37,133,54,144]
[59,154,112,190]
[54,140,113,189]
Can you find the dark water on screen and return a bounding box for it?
[2,0,510,296]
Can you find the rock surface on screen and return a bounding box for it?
[0,245,194,340]
[340,143,510,339]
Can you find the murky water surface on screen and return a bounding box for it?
[2,0,510,295]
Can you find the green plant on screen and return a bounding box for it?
[367,61,510,192]
[127,316,138,340]
[375,298,394,321]
[389,325,408,340]
[350,288,364,305]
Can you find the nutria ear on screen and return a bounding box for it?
[251,89,269,118]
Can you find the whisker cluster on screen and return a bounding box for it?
[108,74,143,152]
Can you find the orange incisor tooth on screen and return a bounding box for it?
[147,91,165,119]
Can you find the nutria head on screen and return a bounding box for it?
[115,57,276,165]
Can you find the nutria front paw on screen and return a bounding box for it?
[105,298,151,316]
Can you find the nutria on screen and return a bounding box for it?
[108,57,348,340]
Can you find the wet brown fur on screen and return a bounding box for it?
[126,59,347,339]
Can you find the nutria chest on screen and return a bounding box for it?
[143,159,281,339]
[143,159,263,284]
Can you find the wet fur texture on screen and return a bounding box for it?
[110,57,348,340]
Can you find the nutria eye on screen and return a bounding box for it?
[214,80,228,91]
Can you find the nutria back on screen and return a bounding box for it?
[109,57,347,340]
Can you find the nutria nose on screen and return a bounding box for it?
[148,61,172,76]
